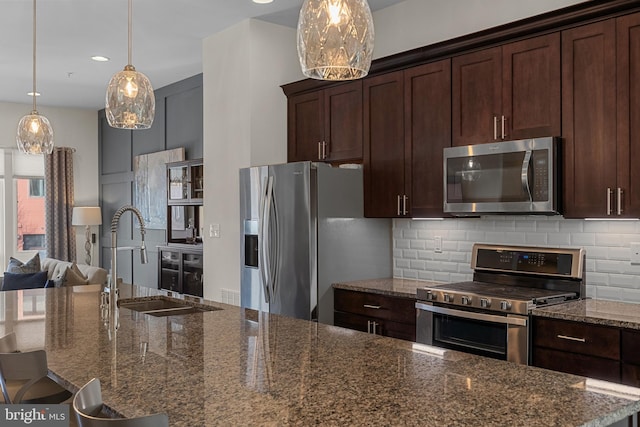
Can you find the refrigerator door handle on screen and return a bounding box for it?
[258,176,272,304]
[264,176,279,300]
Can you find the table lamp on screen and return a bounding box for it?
[72,206,102,265]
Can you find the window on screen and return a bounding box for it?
[0,150,46,267]
[29,178,44,197]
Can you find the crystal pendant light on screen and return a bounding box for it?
[297,0,374,81]
[105,0,155,129]
[16,0,54,155]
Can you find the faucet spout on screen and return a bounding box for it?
[109,205,148,299]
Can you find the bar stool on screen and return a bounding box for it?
[0,332,72,404]
[73,378,169,427]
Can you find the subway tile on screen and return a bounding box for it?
[410,259,426,270]
[449,251,468,263]
[586,272,609,286]
[417,270,435,281]
[571,233,596,246]
[417,250,431,260]
[559,220,583,233]
[514,220,536,232]
[547,233,571,246]
[404,229,418,239]
[608,247,631,261]
[393,228,404,239]
[608,221,640,233]
[395,259,410,269]
[536,221,560,233]
[523,233,547,246]
[394,219,411,230]
[410,239,426,250]
[417,229,432,239]
[434,272,451,282]
[393,249,403,258]
[494,220,516,231]
[465,231,486,242]
[395,239,410,249]
[403,249,418,259]
[583,221,610,233]
[448,230,467,241]
[608,274,637,289]
[403,270,418,279]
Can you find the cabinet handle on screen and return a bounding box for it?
[372,321,378,335]
[397,195,401,216]
[403,195,409,215]
[606,188,613,216]
[322,141,327,160]
[364,304,381,309]
[557,334,586,343]
[501,115,506,139]
[617,188,623,215]
[493,116,498,140]
[318,142,322,160]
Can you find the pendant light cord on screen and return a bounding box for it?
[128,0,132,66]
[32,0,37,112]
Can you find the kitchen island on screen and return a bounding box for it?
[1,284,639,426]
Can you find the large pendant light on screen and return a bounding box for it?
[297,0,374,81]
[16,0,54,155]
[105,0,155,130]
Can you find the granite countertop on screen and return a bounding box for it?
[1,285,639,426]
[332,277,440,298]
[532,298,640,330]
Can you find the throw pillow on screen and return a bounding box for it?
[58,264,89,287]
[6,253,41,274]
[70,263,88,282]
[2,271,48,291]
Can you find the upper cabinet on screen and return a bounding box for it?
[167,159,204,205]
[287,80,363,163]
[364,59,451,218]
[452,33,561,146]
[562,13,640,218]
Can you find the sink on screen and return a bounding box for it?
[118,296,221,317]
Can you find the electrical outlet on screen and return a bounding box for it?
[631,242,640,265]
[434,236,442,253]
[211,223,220,238]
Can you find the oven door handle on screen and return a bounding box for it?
[415,302,528,327]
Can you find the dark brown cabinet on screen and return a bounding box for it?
[334,288,416,341]
[364,59,451,218]
[452,33,561,146]
[622,329,640,387]
[287,81,363,163]
[563,13,640,218]
[532,317,621,383]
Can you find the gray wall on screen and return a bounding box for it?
[98,73,203,287]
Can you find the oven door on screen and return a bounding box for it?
[416,302,529,364]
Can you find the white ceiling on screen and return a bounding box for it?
[0,0,404,110]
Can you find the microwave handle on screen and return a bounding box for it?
[521,150,533,203]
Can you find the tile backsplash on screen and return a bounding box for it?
[393,217,640,303]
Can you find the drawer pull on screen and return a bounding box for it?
[557,334,586,343]
[363,304,381,309]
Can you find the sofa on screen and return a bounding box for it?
[1,254,108,291]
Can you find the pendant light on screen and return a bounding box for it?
[297,0,374,81]
[105,0,155,130]
[16,0,54,155]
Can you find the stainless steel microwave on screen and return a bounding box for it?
[443,137,560,215]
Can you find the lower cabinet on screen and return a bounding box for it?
[333,288,416,341]
[158,245,203,297]
[532,316,640,385]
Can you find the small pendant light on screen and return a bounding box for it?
[16,0,54,155]
[105,0,155,130]
[297,0,374,81]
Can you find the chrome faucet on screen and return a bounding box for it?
[109,205,148,307]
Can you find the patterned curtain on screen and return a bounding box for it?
[45,147,76,261]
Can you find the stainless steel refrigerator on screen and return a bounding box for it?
[240,161,391,324]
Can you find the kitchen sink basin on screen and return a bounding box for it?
[118,296,220,317]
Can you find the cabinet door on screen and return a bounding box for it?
[364,71,406,217]
[405,59,451,217]
[617,12,640,217]
[324,81,363,162]
[452,46,502,146]
[287,91,324,162]
[562,20,617,218]
[503,33,561,140]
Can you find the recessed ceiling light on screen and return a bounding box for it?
[27,92,41,97]
[91,55,110,62]
[252,0,273,3]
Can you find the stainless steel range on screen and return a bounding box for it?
[415,244,585,365]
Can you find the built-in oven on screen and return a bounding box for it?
[443,137,560,215]
[416,302,529,364]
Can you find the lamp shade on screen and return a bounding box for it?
[72,207,102,226]
[297,0,374,80]
[16,112,54,154]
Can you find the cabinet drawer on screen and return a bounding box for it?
[622,363,640,388]
[334,311,416,342]
[533,347,620,383]
[622,329,640,364]
[533,317,620,359]
[334,288,416,324]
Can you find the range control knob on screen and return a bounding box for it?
[426,291,437,301]
[444,293,454,303]
[500,300,512,311]
[461,296,472,305]
[480,298,491,308]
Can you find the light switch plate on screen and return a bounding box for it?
[434,236,442,253]
[631,242,640,265]
[211,223,220,238]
